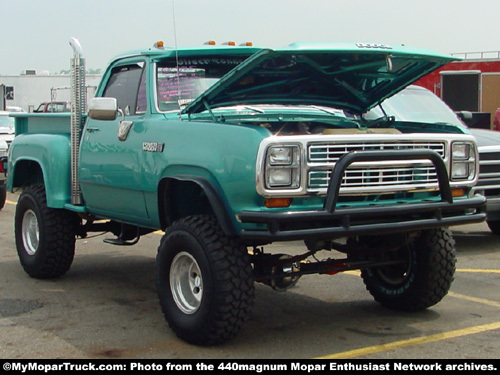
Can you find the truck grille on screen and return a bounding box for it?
[308,165,438,193]
[476,149,500,195]
[307,141,445,194]
[308,141,445,162]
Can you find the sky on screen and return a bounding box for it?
[1,0,500,75]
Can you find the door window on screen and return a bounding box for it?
[103,62,146,115]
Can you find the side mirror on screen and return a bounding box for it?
[455,110,473,126]
[88,97,118,121]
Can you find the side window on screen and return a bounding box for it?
[103,62,146,115]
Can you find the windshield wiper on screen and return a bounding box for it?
[243,106,265,113]
[364,114,395,128]
[364,104,395,128]
[310,105,346,117]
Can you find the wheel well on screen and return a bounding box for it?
[159,179,214,228]
[158,178,236,236]
[12,160,44,188]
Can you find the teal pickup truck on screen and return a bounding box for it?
[7,40,486,345]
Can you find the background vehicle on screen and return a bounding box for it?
[33,101,71,113]
[415,51,500,131]
[0,111,15,210]
[0,111,15,145]
[469,128,500,234]
[6,41,486,345]
[0,139,7,210]
[494,108,500,130]
[6,106,26,113]
[372,85,500,235]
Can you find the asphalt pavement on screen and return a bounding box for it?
[0,192,499,359]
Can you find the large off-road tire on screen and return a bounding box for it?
[15,184,77,279]
[486,220,500,235]
[0,184,6,211]
[156,215,255,345]
[361,228,456,312]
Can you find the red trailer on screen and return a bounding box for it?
[415,51,500,130]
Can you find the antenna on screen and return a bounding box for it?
[172,1,182,102]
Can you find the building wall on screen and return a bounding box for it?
[0,74,102,112]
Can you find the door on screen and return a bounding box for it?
[440,71,480,112]
[481,73,500,129]
[79,60,151,223]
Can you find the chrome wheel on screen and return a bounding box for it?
[22,209,39,256]
[157,215,255,345]
[170,251,203,314]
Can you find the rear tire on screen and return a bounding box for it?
[15,184,77,279]
[156,215,254,345]
[361,228,456,312]
[487,220,500,235]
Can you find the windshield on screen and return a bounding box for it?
[0,114,15,133]
[157,67,218,111]
[156,56,248,112]
[365,86,464,126]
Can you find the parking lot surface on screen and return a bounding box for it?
[0,192,499,359]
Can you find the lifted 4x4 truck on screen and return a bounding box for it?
[7,39,486,345]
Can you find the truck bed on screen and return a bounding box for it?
[11,113,73,135]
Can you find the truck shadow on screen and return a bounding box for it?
[452,227,499,254]
[1,250,446,359]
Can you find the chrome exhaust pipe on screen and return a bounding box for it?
[69,37,85,205]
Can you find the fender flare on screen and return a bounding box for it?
[159,175,237,236]
[8,134,72,208]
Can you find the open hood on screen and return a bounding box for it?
[182,43,456,116]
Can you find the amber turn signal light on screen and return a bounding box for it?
[451,188,467,198]
[264,198,293,208]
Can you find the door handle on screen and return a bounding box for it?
[86,127,100,133]
[118,121,133,141]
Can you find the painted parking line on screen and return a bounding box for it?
[457,268,500,274]
[449,291,500,308]
[317,321,500,359]
[317,268,499,359]
[5,199,17,205]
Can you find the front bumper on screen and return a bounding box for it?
[240,150,487,241]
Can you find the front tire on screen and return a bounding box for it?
[15,184,77,279]
[156,215,255,345]
[361,228,456,312]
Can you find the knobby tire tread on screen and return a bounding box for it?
[16,184,76,279]
[361,228,456,312]
[157,215,254,345]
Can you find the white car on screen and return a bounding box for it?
[368,85,500,235]
[0,111,15,146]
[0,111,15,211]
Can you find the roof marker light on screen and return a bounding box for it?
[154,41,164,49]
[222,41,236,46]
[204,40,216,45]
[240,42,253,46]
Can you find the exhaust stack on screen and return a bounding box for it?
[69,37,86,205]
